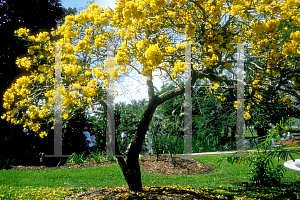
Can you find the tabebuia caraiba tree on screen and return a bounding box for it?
[2,0,300,192]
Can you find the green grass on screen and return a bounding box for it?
[1,151,300,199]
[244,128,258,137]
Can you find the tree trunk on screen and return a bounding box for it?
[114,95,160,192]
[125,154,143,191]
[105,67,203,192]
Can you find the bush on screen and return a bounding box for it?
[66,151,86,165]
[249,153,286,186]
[0,155,12,169]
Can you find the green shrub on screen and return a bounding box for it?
[66,151,86,165]
[90,150,102,163]
[0,155,12,170]
[249,153,286,186]
[218,117,296,187]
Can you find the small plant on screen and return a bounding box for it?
[39,152,45,163]
[0,156,11,170]
[90,150,102,163]
[197,163,202,169]
[218,117,298,187]
[249,153,286,186]
[139,154,145,162]
[66,151,86,165]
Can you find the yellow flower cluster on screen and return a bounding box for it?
[15,57,32,71]
[205,33,224,46]
[250,21,264,34]
[61,88,79,108]
[150,0,166,10]
[28,105,38,119]
[116,51,129,66]
[217,96,226,101]
[145,44,163,67]
[82,80,98,97]
[170,60,185,78]
[185,24,196,38]
[165,46,176,54]
[14,27,30,37]
[16,88,31,97]
[202,54,219,69]
[137,39,150,52]
[251,91,263,105]
[63,64,81,77]
[38,108,49,119]
[94,35,106,48]
[291,31,300,44]
[230,5,244,16]
[282,41,297,56]
[16,98,30,107]
[2,92,14,110]
[74,40,87,53]
[92,67,104,79]
[211,82,220,90]
[234,101,251,120]
[122,1,144,24]
[244,111,251,120]
[39,131,48,138]
[272,51,284,61]
[35,32,50,43]
[16,76,31,88]
[263,19,280,34]
[44,89,54,98]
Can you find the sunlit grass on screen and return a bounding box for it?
[0,152,299,199]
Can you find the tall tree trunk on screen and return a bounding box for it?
[125,154,143,191]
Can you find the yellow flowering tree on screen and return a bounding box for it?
[2,0,300,192]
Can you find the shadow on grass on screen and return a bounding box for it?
[65,186,227,199]
[205,180,300,200]
[65,182,300,199]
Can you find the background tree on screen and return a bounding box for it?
[2,0,300,192]
[152,76,237,153]
[0,0,78,168]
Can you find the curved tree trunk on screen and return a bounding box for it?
[100,65,232,192]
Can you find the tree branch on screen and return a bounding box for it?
[146,72,155,101]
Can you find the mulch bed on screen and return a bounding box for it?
[139,154,215,175]
[7,160,117,171]
[275,138,300,146]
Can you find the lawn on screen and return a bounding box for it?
[0,151,300,199]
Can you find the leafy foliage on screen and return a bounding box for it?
[218,118,300,187]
